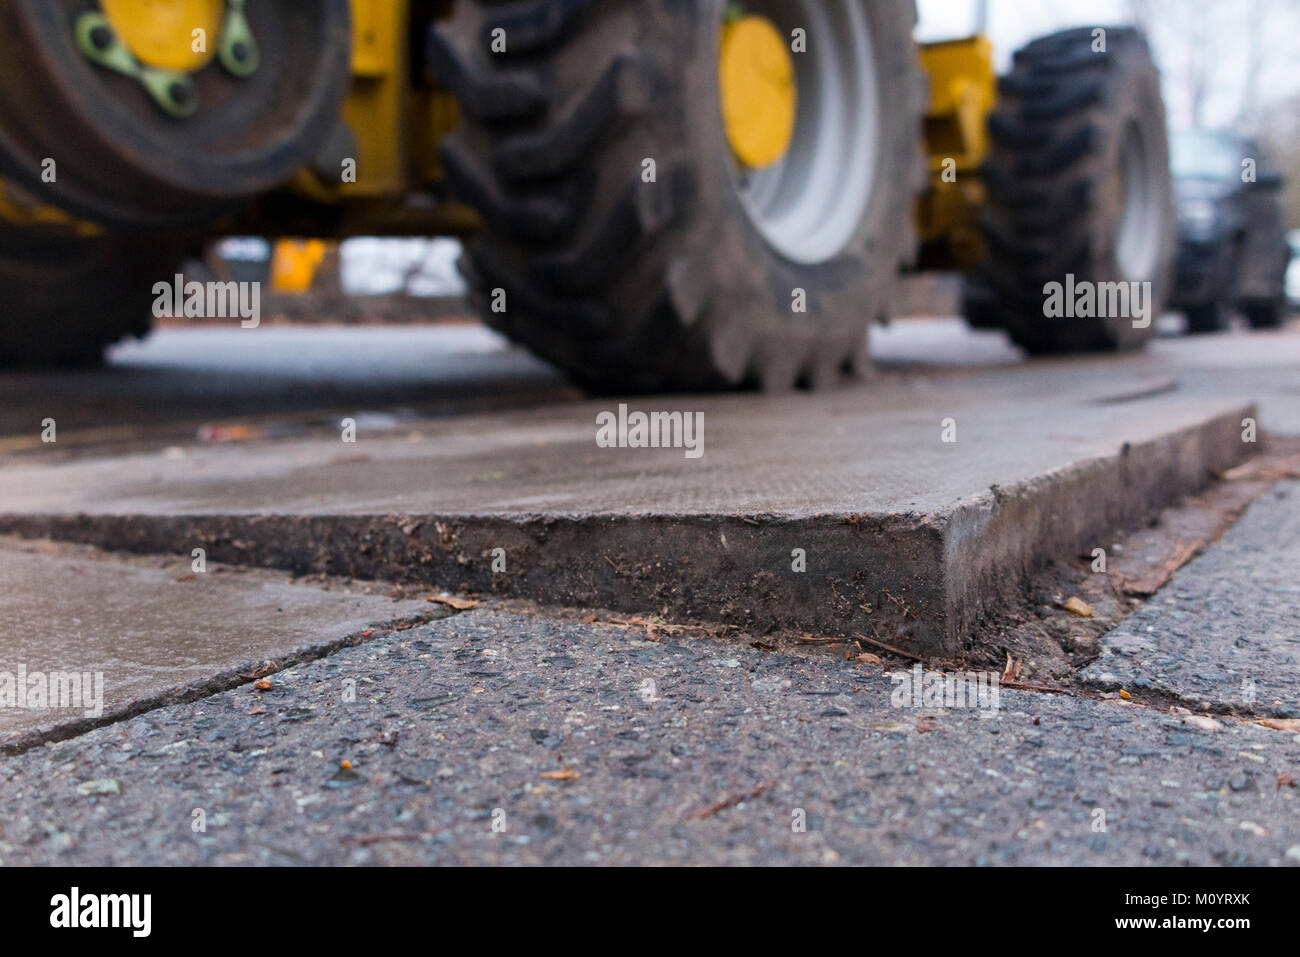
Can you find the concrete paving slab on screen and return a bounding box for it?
[1082,481,1300,718]
[0,367,1255,656]
[0,539,435,752]
[0,609,1295,866]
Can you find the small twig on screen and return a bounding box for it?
[1001,680,1070,695]
[340,831,437,848]
[854,633,925,661]
[686,780,775,820]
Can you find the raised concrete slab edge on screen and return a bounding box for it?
[0,405,1255,659]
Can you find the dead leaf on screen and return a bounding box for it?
[252,679,272,691]
[1222,454,1300,482]
[1061,596,1093,617]
[868,720,912,733]
[1001,653,1023,684]
[1183,715,1221,731]
[238,661,277,680]
[1120,540,1202,597]
[426,595,479,610]
[856,652,884,666]
[197,423,264,444]
[1278,773,1296,790]
[540,768,580,781]
[605,615,691,641]
[1119,689,1132,700]
[917,715,941,734]
[1256,717,1300,733]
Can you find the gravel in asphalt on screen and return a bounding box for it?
[1082,481,1300,718]
[1,608,1296,866]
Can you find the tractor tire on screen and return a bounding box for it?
[961,281,1002,329]
[1243,297,1286,329]
[0,229,178,368]
[0,0,352,230]
[969,26,1174,352]
[430,0,924,392]
[1183,301,1228,335]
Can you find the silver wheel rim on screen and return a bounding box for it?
[726,1,882,265]
[1116,120,1162,281]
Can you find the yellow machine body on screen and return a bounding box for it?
[1,3,1000,287]
[915,35,998,271]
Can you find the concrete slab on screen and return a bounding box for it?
[0,539,434,752]
[0,361,1255,656]
[1082,480,1300,717]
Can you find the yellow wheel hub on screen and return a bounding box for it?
[99,0,224,72]
[718,14,797,170]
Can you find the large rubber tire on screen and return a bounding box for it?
[0,229,178,368]
[1184,301,1229,335]
[1244,297,1286,329]
[970,27,1175,352]
[0,1,352,230]
[431,0,924,392]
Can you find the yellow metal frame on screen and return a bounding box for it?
[915,35,997,271]
[270,238,329,292]
[0,181,100,235]
[339,0,410,197]
[294,0,460,199]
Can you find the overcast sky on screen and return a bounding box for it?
[916,0,1300,130]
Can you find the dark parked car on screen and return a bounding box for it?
[1170,130,1290,332]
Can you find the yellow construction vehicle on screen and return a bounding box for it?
[0,1,1174,388]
